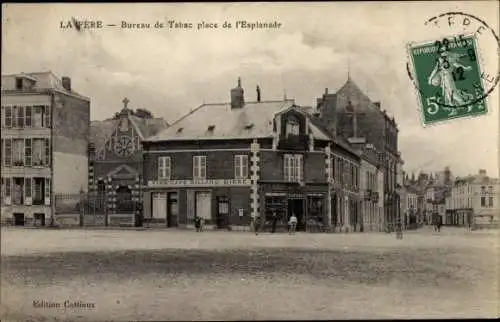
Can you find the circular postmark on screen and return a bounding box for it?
[406,11,499,114]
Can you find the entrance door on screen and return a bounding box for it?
[34,213,45,226]
[216,196,230,229]
[167,192,178,227]
[287,198,305,231]
[152,193,167,222]
[196,192,212,222]
[13,213,24,226]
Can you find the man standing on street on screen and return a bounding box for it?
[271,211,278,233]
[289,213,298,235]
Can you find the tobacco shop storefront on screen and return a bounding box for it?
[143,179,252,229]
[259,182,329,232]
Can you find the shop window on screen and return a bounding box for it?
[265,196,286,221]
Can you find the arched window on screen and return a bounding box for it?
[285,116,299,137]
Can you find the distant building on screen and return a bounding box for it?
[446,169,499,227]
[88,98,168,216]
[141,79,363,232]
[1,72,90,226]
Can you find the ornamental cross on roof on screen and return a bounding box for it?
[122,97,130,109]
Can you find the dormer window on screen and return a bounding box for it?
[244,123,254,130]
[207,125,215,132]
[176,128,183,133]
[15,78,23,90]
[285,116,299,137]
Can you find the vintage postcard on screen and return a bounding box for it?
[1,2,498,321]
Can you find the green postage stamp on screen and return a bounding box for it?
[407,34,487,125]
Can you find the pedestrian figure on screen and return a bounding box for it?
[251,215,259,235]
[396,220,403,240]
[437,216,442,232]
[195,216,202,232]
[271,211,278,233]
[289,213,298,235]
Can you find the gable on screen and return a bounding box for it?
[106,164,139,178]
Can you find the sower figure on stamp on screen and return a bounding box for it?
[428,45,474,114]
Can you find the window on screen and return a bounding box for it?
[25,139,32,167]
[284,154,303,182]
[193,156,206,180]
[234,155,248,179]
[12,139,24,166]
[4,106,12,128]
[481,196,486,207]
[285,116,300,137]
[25,106,32,127]
[24,178,32,199]
[11,106,17,127]
[33,106,44,127]
[15,78,22,90]
[33,178,44,205]
[12,178,24,205]
[488,186,493,194]
[481,186,485,193]
[489,197,493,207]
[5,178,11,198]
[16,106,24,128]
[3,139,12,166]
[158,156,171,180]
[31,139,45,166]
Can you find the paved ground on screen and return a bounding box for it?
[1,227,498,321]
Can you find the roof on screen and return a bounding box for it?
[90,115,169,152]
[1,71,89,100]
[146,100,331,142]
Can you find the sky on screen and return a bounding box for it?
[2,2,499,177]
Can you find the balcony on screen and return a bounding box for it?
[364,189,372,201]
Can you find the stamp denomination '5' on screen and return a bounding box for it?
[407,34,486,125]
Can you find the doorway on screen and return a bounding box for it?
[216,196,230,229]
[195,192,212,222]
[13,213,25,226]
[34,213,45,226]
[167,192,179,227]
[287,198,305,231]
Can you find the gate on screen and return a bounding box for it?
[54,192,107,227]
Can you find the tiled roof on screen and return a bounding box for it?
[1,71,88,100]
[146,100,330,142]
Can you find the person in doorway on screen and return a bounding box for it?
[271,211,278,233]
[289,213,298,235]
[253,215,260,235]
[195,216,202,232]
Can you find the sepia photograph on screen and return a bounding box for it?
[1,2,499,321]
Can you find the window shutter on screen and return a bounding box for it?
[24,178,32,205]
[25,139,32,167]
[44,178,51,206]
[45,106,51,128]
[4,178,12,205]
[297,155,303,182]
[158,157,164,179]
[242,155,248,178]
[44,139,50,167]
[234,155,241,179]
[200,156,206,179]
[193,156,198,178]
[143,192,152,219]
[166,157,171,179]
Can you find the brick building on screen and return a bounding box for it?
[88,98,168,218]
[316,77,402,230]
[142,78,363,231]
[1,72,90,226]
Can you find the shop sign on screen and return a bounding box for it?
[148,179,251,187]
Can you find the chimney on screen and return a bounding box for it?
[230,77,245,109]
[479,169,487,176]
[62,77,71,91]
[324,88,328,95]
[256,85,261,102]
[374,102,381,109]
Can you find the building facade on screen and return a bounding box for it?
[88,99,168,220]
[446,170,499,227]
[316,77,400,230]
[1,72,90,226]
[141,79,363,231]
